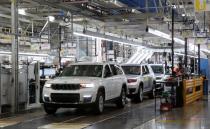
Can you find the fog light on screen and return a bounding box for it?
[83,95,92,103]
[83,95,92,98]
[44,94,49,97]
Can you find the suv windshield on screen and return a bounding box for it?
[151,65,164,74]
[122,66,141,75]
[61,65,103,77]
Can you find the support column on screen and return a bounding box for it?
[58,26,62,69]
[198,44,201,75]
[11,0,19,113]
[171,8,175,76]
[96,38,102,62]
[184,38,188,69]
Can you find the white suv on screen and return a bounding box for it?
[42,62,128,114]
[149,64,165,91]
[121,64,156,102]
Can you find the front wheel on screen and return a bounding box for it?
[135,87,143,102]
[116,88,126,108]
[94,91,104,114]
[44,104,57,114]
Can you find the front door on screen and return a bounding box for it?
[103,65,114,100]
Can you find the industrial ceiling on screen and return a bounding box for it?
[0,0,209,51]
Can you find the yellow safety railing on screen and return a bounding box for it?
[183,77,203,105]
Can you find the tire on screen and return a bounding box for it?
[44,104,57,114]
[149,82,156,99]
[94,91,104,114]
[135,86,143,102]
[116,88,126,108]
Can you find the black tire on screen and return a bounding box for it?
[94,91,104,114]
[116,88,126,108]
[135,86,143,102]
[149,82,156,99]
[44,104,57,114]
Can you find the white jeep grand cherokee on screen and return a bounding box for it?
[121,64,156,102]
[43,62,128,114]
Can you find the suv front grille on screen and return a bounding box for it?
[51,93,80,103]
[51,84,80,90]
[156,77,162,80]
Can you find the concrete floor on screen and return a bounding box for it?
[0,97,208,129]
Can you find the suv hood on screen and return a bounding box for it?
[47,77,102,84]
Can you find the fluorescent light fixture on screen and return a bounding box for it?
[0,51,48,57]
[73,31,141,47]
[147,28,171,40]
[147,27,185,45]
[48,16,55,22]
[147,27,199,52]
[18,9,26,15]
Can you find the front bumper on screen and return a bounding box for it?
[43,102,95,108]
[126,83,138,97]
[42,87,97,105]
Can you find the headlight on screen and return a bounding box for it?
[80,83,95,88]
[44,84,51,88]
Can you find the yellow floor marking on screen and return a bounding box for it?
[38,123,90,129]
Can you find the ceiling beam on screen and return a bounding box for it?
[101,13,163,20]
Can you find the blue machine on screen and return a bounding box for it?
[200,58,209,95]
[119,0,167,13]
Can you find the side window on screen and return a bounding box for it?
[110,65,117,75]
[145,66,149,74]
[115,65,123,75]
[142,66,149,75]
[104,65,112,78]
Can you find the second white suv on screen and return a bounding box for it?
[121,64,156,102]
[149,64,165,91]
[42,62,128,114]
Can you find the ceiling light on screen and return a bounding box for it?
[182,13,185,17]
[48,16,55,22]
[18,9,26,15]
[73,31,141,47]
[146,27,198,51]
[147,27,171,40]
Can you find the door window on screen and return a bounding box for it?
[110,65,117,75]
[115,65,123,75]
[110,65,123,75]
[104,65,112,78]
[142,66,149,75]
[145,66,150,74]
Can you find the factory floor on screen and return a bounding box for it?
[0,96,208,129]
